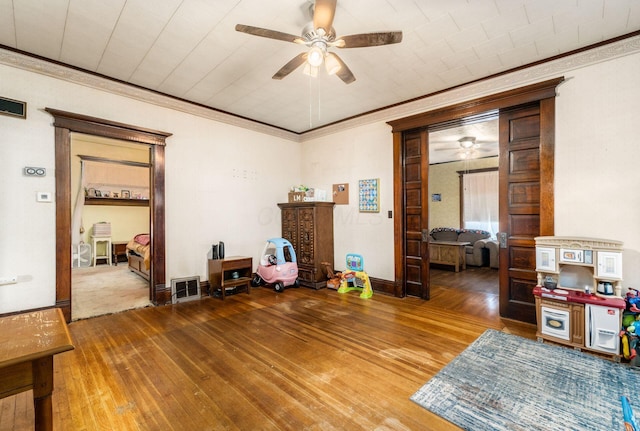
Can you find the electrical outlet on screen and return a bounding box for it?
[0,276,17,286]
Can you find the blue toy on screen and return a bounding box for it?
[627,288,640,313]
[337,253,373,299]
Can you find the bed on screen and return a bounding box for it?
[127,233,151,281]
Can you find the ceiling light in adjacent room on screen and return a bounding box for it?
[459,136,476,149]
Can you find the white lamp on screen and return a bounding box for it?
[303,63,318,77]
[307,46,324,67]
[324,53,341,75]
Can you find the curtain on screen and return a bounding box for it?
[71,160,86,246]
[462,170,498,238]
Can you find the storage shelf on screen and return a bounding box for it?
[221,277,251,287]
[208,257,252,299]
[85,197,149,207]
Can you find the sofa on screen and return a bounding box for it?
[429,227,497,268]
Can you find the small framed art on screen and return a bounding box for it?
[358,178,379,213]
[121,190,131,199]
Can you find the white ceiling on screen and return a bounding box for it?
[1,0,639,141]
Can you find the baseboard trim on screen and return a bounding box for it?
[370,277,400,297]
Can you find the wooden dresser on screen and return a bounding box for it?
[278,202,335,289]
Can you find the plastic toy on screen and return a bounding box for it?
[621,289,640,366]
[621,396,639,431]
[251,238,299,292]
[321,261,342,289]
[337,253,373,299]
[627,288,640,313]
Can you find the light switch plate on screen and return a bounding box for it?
[36,191,52,202]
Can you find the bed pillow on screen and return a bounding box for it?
[134,233,150,246]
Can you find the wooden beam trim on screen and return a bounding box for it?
[387,77,564,133]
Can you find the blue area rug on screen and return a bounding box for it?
[411,329,640,431]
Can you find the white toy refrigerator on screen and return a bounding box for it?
[585,304,620,355]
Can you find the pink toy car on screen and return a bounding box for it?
[251,238,299,292]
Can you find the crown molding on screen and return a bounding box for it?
[0,47,302,143]
[300,34,640,141]
[2,34,640,144]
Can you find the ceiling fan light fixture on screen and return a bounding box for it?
[324,53,341,75]
[303,63,318,77]
[459,136,476,149]
[307,46,324,67]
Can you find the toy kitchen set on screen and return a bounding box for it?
[534,236,625,359]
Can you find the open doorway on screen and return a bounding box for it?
[388,78,561,323]
[427,114,499,298]
[70,134,152,320]
[48,108,170,322]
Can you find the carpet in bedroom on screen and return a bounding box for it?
[72,264,151,320]
[411,329,638,431]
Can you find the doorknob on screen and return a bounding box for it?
[498,232,507,248]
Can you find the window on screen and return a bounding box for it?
[461,169,498,238]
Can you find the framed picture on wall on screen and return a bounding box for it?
[358,178,379,213]
[121,190,130,199]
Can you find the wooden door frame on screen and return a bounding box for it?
[46,108,171,322]
[387,77,563,298]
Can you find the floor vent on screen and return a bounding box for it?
[171,276,201,304]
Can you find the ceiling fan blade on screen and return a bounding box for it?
[330,53,356,84]
[235,24,303,44]
[336,31,403,48]
[313,0,337,33]
[272,53,308,80]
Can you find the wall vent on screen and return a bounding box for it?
[171,276,201,304]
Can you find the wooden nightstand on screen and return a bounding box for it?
[112,241,129,266]
[208,256,253,299]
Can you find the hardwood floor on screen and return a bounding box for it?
[1,271,535,431]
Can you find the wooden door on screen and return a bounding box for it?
[402,129,430,298]
[389,78,561,307]
[498,101,554,323]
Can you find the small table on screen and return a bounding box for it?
[429,241,470,272]
[208,256,253,299]
[91,235,112,266]
[0,308,74,431]
[112,241,129,266]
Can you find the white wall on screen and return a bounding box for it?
[0,63,300,314]
[300,122,396,279]
[1,42,640,314]
[555,53,640,286]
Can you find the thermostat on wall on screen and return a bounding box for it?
[36,192,52,202]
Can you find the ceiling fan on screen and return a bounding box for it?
[433,136,497,159]
[235,0,402,84]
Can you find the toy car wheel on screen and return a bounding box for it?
[274,282,285,292]
[293,278,300,288]
[251,275,263,287]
